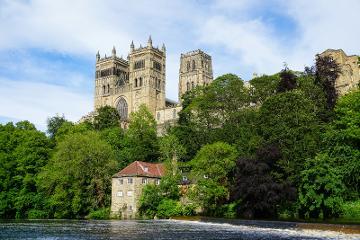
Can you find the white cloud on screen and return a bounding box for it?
[0,78,92,131]
[0,0,359,128]
[198,15,285,76]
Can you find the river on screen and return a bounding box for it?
[0,219,359,239]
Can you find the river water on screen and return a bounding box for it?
[0,219,359,240]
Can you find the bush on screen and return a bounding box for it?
[156,199,183,219]
[87,208,110,220]
[182,204,196,216]
[341,201,360,220]
[27,209,48,219]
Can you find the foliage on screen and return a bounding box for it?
[37,131,117,218]
[233,145,296,219]
[93,106,120,130]
[249,74,280,104]
[156,199,183,219]
[138,184,163,218]
[120,104,159,163]
[0,121,52,219]
[258,90,322,184]
[46,114,70,139]
[189,142,238,216]
[159,134,186,175]
[315,55,342,110]
[298,153,344,219]
[173,74,253,161]
[277,68,297,93]
[341,200,360,220]
[87,208,110,219]
[321,90,360,199]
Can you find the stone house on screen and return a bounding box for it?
[110,161,165,219]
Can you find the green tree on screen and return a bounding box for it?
[0,121,51,218]
[258,90,322,185]
[173,74,253,161]
[189,142,238,215]
[46,114,70,139]
[315,55,341,111]
[249,74,280,104]
[93,106,120,130]
[298,153,344,219]
[322,90,360,198]
[120,104,159,163]
[37,131,116,218]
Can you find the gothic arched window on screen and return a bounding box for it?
[192,60,196,70]
[117,97,128,120]
[103,85,106,94]
[186,82,190,91]
[140,77,143,87]
[135,78,138,87]
[186,61,190,71]
[107,84,110,93]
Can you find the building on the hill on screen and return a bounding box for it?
[90,36,214,131]
[318,49,360,95]
[178,49,213,101]
[110,161,165,219]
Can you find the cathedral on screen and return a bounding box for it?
[92,36,213,130]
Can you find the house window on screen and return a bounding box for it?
[128,205,133,211]
[144,167,149,172]
[107,84,110,93]
[192,60,196,70]
[127,191,133,197]
[139,77,143,87]
[186,82,190,91]
[116,191,123,197]
[135,78,138,87]
[119,179,123,185]
[186,61,190,71]
[103,85,106,94]
[155,179,160,185]
[142,178,148,184]
[128,178,133,184]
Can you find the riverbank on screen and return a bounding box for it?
[171,216,360,234]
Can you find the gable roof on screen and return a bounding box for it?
[113,161,165,178]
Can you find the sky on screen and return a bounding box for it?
[0,0,359,131]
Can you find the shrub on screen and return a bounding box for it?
[341,201,360,220]
[87,208,110,220]
[27,210,48,219]
[156,199,182,219]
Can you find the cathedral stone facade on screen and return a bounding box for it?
[178,50,213,100]
[318,49,360,95]
[93,37,213,129]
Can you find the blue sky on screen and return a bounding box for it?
[0,0,359,131]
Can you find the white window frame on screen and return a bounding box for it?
[116,191,123,197]
[127,191,133,197]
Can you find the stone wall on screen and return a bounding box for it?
[319,49,360,95]
[111,176,160,219]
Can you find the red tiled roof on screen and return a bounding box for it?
[113,161,165,178]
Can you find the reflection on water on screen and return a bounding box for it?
[0,219,358,240]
